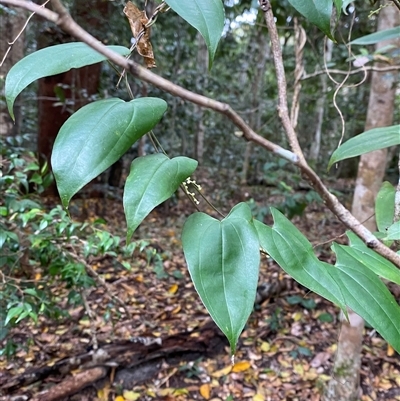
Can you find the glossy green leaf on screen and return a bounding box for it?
[124,154,197,240]
[346,231,400,285]
[376,182,395,233]
[287,0,333,40]
[350,27,400,45]
[332,244,400,353]
[182,203,260,355]
[328,125,400,169]
[164,0,224,68]
[386,221,400,240]
[52,98,167,208]
[5,42,130,120]
[254,209,346,311]
[333,0,342,17]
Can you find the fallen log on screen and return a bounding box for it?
[2,321,227,400]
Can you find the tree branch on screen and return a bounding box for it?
[1,0,399,268]
[260,0,400,268]
[392,0,400,11]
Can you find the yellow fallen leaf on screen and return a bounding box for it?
[123,390,141,401]
[253,394,265,401]
[211,365,232,377]
[293,363,304,376]
[114,396,125,401]
[260,341,270,352]
[292,311,302,321]
[168,284,179,294]
[200,383,211,399]
[159,388,173,396]
[319,374,331,382]
[232,360,251,373]
[35,272,42,281]
[173,388,189,395]
[387,344,395,356]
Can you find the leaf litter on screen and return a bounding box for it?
[0,174,399,401]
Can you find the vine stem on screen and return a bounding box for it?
[1,0,399,268]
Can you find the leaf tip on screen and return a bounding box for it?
[6,101,15,122]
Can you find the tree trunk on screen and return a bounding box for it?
[324,3,399,400]
[37,0,109,194]
[0,5,26,138]
[309,39,333,164]
[193,32,208,164]
[241,15,270,184]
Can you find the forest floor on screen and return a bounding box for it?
[1,171,399,401]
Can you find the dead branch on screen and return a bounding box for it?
[30,367,107,401]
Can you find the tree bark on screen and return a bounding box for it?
[0,5,26,138]
[241,14,270,184]
[324,3,399,400]
[37,0,109,194]
[194,32,208,164]
[309,39,333,164]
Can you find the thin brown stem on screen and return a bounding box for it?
[261,2,306,163]
[393,0,400,11]
[1,0,399,267]
[302,65,400,80]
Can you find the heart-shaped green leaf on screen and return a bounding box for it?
[328,125,400,170]
[164,0,224,69]
[182,203,260,355]
[332,244,400,353]
[52,97,167,208]
[288,0,334,40]
[5,42,130,120]
[124,154,197,240]
[254,209,347,311]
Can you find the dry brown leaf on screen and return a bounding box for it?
[123,1,156,68]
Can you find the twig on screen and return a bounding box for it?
[260,1,306,163]
[1,0,399,268]
[290,18,306,129]
[302,65,400,80]
[0,0,51,67]
[80,288,98,350]
[260,0,400,268]
[393,0,400,11]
